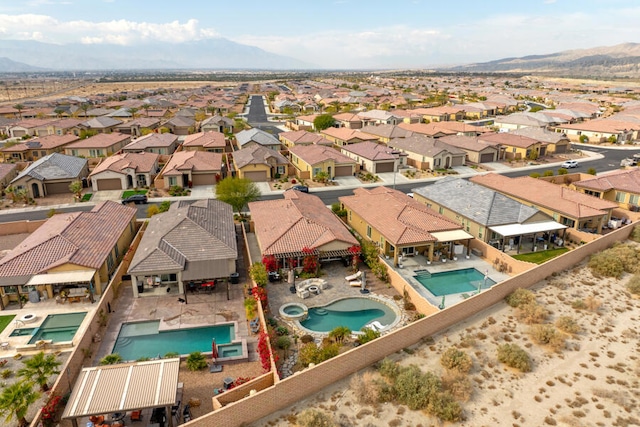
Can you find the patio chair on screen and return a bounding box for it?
[130,410,142,422]
[250,318,260,334]
[349,280,362,287]
[345,271,361,282]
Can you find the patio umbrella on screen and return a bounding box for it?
[210,339,222,372]
[439,295,446,310]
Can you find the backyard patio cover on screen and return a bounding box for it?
[430,229,474,242]
[25,270,95,286]
[62,359,180,421]
[489,221,567,238]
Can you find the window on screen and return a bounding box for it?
[630,194,639,206]
[168,176,177,186]
[585,190,601,198]
[615,192,627,203]
[312,167,321,177]
[41,151,46,157]
[113,243,120,260]
[434,158,440,167]
[107,252,115,272]
[380,236,385,246]
[402,247,415,256]
[479,227,483,239]
[439,207,444,214]
[71,149,79,157]
[3,286,18,295]
[561,217,575,228]
[277,165,285,175]
[348,210,352,221]
[366,225,372,238]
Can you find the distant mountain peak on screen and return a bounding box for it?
[0,56,45,72]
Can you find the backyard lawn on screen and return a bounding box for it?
[0,314,16,334]
[122,189,148,199]
[513,247,569,264]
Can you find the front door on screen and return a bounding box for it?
[31,183,40,198]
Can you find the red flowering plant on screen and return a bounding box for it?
[262,255,277,273]
[347,245,361,272]
[301,246,318,275]
[41,394,62,427]
[257,331,276,372]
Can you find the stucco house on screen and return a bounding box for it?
[10,153,88,199]
[236,128,281,151]
[279,130,333,148]
[121,133,179,155]
[0,134,80,162]
[0,201,137,309]
[340,141,406,174]
[182,131,227,153]
[289,144,357,180]
[571,168,640,211]
[438,135,499,163]
[387,134,466,170]
[157,150,222,188]
[320,127,378,146]
[233,145,289,182]
[64,132,132,158]
[79,116,123,133]
[89,152,159,191]
[200,115,234,134]
[127,199,237,297]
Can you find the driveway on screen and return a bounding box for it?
[91,190,122,202]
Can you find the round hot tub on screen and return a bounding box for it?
[20,313,37,324]
[279,302,308,322]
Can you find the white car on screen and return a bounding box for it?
[561,160,578,168]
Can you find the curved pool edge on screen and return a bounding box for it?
[290,294,404,337]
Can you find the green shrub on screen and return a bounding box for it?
[395,365,441,410]
[377,358,400,379]
[529,172,541,178]
[275,326,289,336]
[328,326,351,344]
[516,302,548,325]
[163,352,180,359]
[497,344,532,372]
[587,168,597,175]
[440,347,472,373]
[244,297,257,319]
[627,274,640,295]
[542,170,554,177]
[505,288,535,308]
[529,325,565,351]
[428,390,463,422]
[249,262,268,286]
[588,245,638,278]
[296,408,335,427]
[298,342,340,367]
[99,353,123,365]
[300,334,314,344]
[555,316,581,334]
[357,327,381,345]
[630,225,640,243]
[1,369,12,379]
[557,168,568,175]
[275,336,291,351]
[186,351,208,371]
[371,261,389,282]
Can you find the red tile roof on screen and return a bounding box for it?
[573,168,640,194]
[183,131,226,149]
[66,132,130,148]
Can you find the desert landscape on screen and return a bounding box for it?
[250,241,640,427]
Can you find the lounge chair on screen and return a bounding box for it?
[349,280,362,287]
[369,321,385,331]
[345,271,362,281]
[250,318,260,334]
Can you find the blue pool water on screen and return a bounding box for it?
[300,298,397,333]
[112,321,235,361]
[415,268,496,297]
[26,312,87,344]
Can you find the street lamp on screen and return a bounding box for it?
[391,150,401,190]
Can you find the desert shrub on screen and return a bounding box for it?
[530,325,565,351]
[296,408,335,427]
[0,369,12,379]
[378,358,400,378]
[328,326,351,344]
[186,352,208,371]
[358,327,381,345]
[585,295,601,312]
[440,347,472,373]
[99,353,123,365]
[572,299,587,310]
[497,343,532,372]
[442,371,473,402]
[589,243,640,278]
[505,288,536,307]
[516,302,548,324]
[300,334,314,344]
[350,371,380,404]
[275,336,291,351]
[275,326,289,336]
[557,168,568,175]
[394,365,441,410]
[298,342,340,367]
[555,316,581,334]
[163,352,180,359]
[371,261,389,282]
[542,170,554,177]
[249,262,268,286]
[630,225,640,243]
[427,390,464,422]
[626,274,640,295]
[529,172,541,178]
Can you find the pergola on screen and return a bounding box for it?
[489,221,568,254]
[62,359,180,427]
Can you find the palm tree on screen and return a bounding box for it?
[80,103,90,118]
[0,381,40,427]
[13,104,24,119]
[128,107,139,119]
[17,351,61,392]
[141,103,151,117]
[53,108,65,118]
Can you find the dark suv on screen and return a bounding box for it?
[289,185,309,193]
[122,194,148,204]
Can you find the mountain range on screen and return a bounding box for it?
[0,38,313,71]
[1,40,640,77]
[448,43,640,77]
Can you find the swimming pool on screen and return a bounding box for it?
[10,312,87,343]
[415,268,496,296]
[112,321,235,361]
[299,297,398,333]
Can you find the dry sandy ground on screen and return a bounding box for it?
[250,258,640,427]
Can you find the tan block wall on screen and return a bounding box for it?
[0,219,45,235]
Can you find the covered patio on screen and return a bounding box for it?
[63,358,181,427]
[488,221,568,254]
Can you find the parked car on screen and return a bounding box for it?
[560,160,578,169]
[122,194,148,204]
[289,185,309,193]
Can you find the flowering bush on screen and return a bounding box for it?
[302,246,318,275]
[257,331,272,372]
[0,359,7,368]
[42,394,62,427]
[262,255,277,272]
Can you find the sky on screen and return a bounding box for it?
[0,0,638,69]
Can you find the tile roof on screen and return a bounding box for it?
[1,134,79,153]
[162,150,222,176]
[339,187,463,245]
[340,141,399,161]
[122,133,178,151]
[510,127,570,143]
[66,132,130,149]
[128,199,237,274]
[321,127,379,142]
[439,135,496,153]
[89,152,159,176]
[11,153,87,182]
[478,132,542,148]
[236,128,281,148]
[0,163,16,180]
[0,201,136,280]
[279,130,332,146]
[249,191,358,256]
[81,116,123,129]
[233,145,288,169]
[183,131,225,149]
[412,177,547,226]
[573,168,640,194]
[388,134,466,157]
[470,173,618,219]
[289,144,355,166]
[358,124,410,139]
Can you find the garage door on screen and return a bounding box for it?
[45,181,71,195]
[191,173,216,186]
[480,153,495,163]
[374,162,394,173]
[96,178,122,190]
[243,171,268,182]
[554,144,568,154]
[334,165,353,176]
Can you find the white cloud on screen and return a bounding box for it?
[0,14,219,45]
